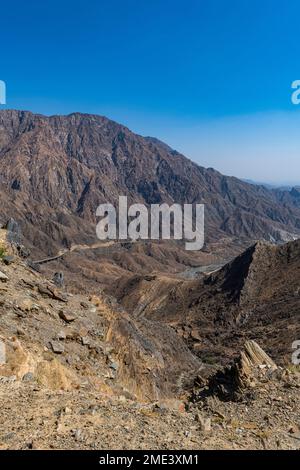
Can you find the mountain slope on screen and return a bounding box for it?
[1,110,300,238]
[113,239,300,366]
[1,109,300,288]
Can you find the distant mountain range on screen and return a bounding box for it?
[242,179,299,191]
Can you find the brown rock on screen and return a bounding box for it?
[196,414,211,433]
[18,298,39,313]
[58,310,76,323]
[0,271,9,282]
[236,340,277,390]
[50,341,65,354]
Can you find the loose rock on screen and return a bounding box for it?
[50,341,65,354]
[58,310,76,323]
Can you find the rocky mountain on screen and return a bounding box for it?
[0,108,299,451]
[0,227,299,450]
[1,109,300,290]
[113,238,300,368]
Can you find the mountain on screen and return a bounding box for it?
[1,220,299,450]
[242,178,295,190]
[1,121,300,448]
[1,109,300,290]
[114,238,300,367]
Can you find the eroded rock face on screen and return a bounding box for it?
[204,341,278,401]
[106,312,202,400]
[85,294,202,400]
[236,340,277,390]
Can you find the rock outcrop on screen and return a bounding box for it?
[194,341,279,401]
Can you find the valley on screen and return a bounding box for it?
[0,110,299,450]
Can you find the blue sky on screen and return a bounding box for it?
[1,0,300,184]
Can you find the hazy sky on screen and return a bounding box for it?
[1,0,300,184]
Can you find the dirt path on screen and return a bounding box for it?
[32,240,118,265]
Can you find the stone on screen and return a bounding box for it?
[16,328,25,337]
[26,261,41,273]
[89,295,101,306]
[0,271,9,282]
[190,329,202,341]
[2,432,16,441]
[53,272,64,288]
[80,301,89,309]
[58,310,76,323]
[109,361,118,371]
[288,425,299,434]
[0,340,6,365]
[17,244,30,259]
[27,440,38,450]
[38,284,68,303]
[207,341,279,401]
[50,341,65,354]
[81,336,90,346]
[2,255,14,265]
[57,330,66,340]
[196,414,211,433]
[72,429,83,442]
[18,298,38,313]
[78,327,89,337]
[236,340,277,390]
[22,372,34,382]
[4,218,22,244]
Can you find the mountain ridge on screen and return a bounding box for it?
[1,109,300,288]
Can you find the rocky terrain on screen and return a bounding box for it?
[0,228,201,403]
[0,109,300,450]
[114,239,300,368]
[0,226,300,450]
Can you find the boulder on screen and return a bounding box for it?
[0,271,9,282]
[50,341,65,354]
[53,272,64,288]
[2,255,14,265]
[236,340,277,390]
[58,310,77,323]
[196,414,211,433]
